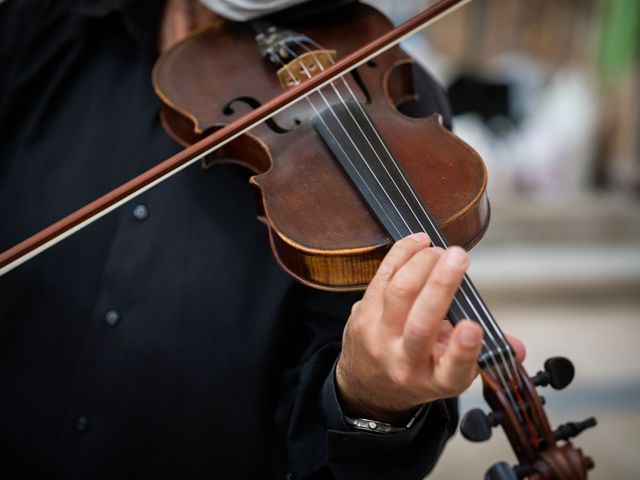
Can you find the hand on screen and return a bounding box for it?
[336,233,525,424]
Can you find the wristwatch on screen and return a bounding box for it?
[343,404,426,434]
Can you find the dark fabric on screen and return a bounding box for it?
[0,1,457,479]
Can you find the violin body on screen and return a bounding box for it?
[153,4,597,477]
[153,3,489,291]
[0,1,595,477]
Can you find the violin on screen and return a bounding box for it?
[154,2,488,291]
[0,0,596,478]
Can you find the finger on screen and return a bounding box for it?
[432,320,454,359]
[380,248,440,334]
[402,247,468,362]
[363,232,431,304]
[433,320,483,396]
[506,334,526,362]
[435,320,454,345]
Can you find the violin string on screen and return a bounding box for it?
[287,45,541,434]
[326,52,521,390]
[298,69,524,423]
[278,56,495,372]
[299,94,405,239]
[298,41,514,348]
[0,0,478,279]
[286,41,521,387]
[278,57,418,235]
[291,40,520,389]
[304,71,532,428]
[338,75,522,386]
[275,44,524,420]
[279,48,475,341]
[272,60,406,241]
[294,50,529,422]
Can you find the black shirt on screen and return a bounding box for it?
[0,1,456,478]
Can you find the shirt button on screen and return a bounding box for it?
[76,416,89,432]
[132,204,149,221]
[104,310,120,327]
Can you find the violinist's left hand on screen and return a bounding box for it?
[335,233,525,425]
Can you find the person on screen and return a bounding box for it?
[0,0,524,478]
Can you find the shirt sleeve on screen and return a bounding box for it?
[274,287,459,479]
[199,0,311,21]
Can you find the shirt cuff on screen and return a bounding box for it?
[321,360,431,455]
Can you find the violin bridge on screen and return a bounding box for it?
[277,50,337,91]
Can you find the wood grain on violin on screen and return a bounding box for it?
[153,3,489,290]
[154,3,597,477]
[0,1,597,477]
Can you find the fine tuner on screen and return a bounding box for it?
[461,357,597,478]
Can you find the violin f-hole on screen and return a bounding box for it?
[222,96,300,134]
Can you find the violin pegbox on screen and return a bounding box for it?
[461,357,597,479]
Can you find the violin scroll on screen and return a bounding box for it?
[464,357,596,480]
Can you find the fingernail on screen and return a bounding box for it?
[459,322,482,347]
[409,232,429,243]
[446,247,467,268]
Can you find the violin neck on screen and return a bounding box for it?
[313,100,513,368]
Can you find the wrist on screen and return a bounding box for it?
[335,357,422,426]
[343,404,426,433]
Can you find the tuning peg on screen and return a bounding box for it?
[531,357,575,390]
[485,462,530,480]
[554,417,597,441]
[461,408,503,442]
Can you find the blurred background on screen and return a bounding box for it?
[366,0,640,478]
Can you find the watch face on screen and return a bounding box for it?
[345,404,426,433]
